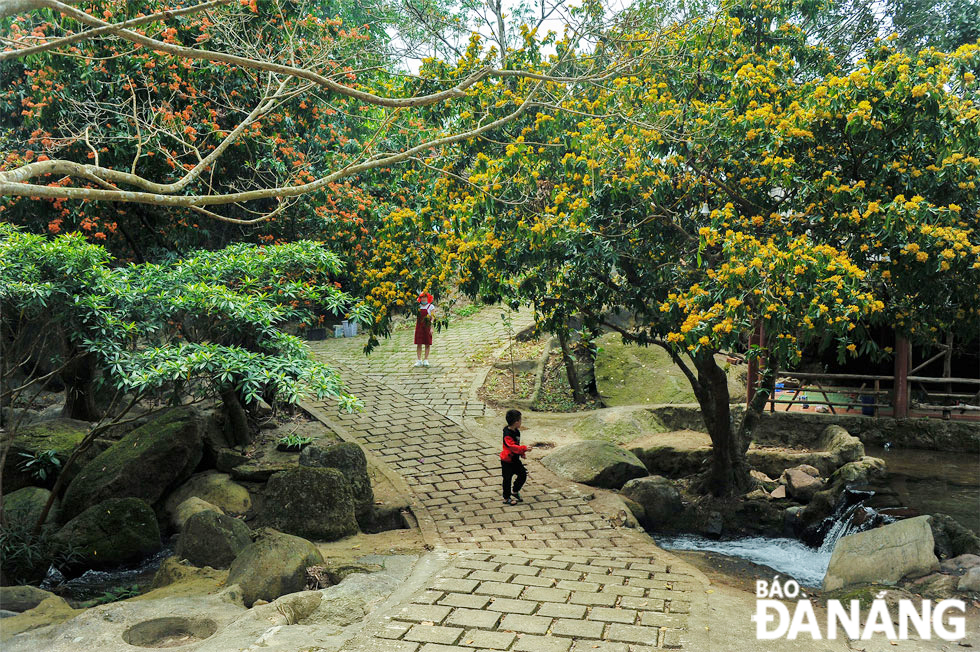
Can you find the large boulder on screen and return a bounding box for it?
[172,497,223,530]
[619,475,683,530]
[164,471,251,520]
[299,442,373,525]
[542,441,648,489]
[226,528,324,607]
[52,497,160,568]
[2,486,57,529]
[176,510,252,569]
[930,513,980,560]
[824,515,940,591]
[60,408,203,520]
[0,586,58,613]
[1,419,91,492]
[263,467,358,541]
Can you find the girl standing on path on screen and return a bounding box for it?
[414,292,435,367]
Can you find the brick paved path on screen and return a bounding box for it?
[312,308,528,421]
[305,308,707,650]
[345,550,701,652]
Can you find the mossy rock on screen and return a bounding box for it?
[299,442,373,525]
[2,486,58,529]
[541,441,648,489]
[60,408,203,520]
[226,528,324,607]
[176,510,252,569]
[0,595,79,641]
[164,471,252,520]
[149,555,228,590]
[0,585,58,613]
[263,467,358,541]
[1,418,91,493]
[52,497,161,568]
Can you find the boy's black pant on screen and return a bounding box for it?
[501,459,527,499]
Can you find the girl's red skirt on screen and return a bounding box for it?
[414,311,432,345]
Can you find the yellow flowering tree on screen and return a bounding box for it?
[415,1,980,496]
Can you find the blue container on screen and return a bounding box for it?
[860,394,875,416]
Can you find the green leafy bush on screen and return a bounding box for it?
[0,225,368,416]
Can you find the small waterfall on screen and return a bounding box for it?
[658,489,892,587]
[817,503,870,553]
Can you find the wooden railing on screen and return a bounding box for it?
[767,371,980,419]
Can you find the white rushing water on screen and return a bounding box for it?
[656,504,876,588]
[656,534,833,587]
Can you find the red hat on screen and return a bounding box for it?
[417,292,433,304]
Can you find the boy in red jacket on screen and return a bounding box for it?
[500,409,528,505]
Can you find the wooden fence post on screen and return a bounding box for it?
[894,334,911,418]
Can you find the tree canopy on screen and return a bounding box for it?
[2,0,978,497]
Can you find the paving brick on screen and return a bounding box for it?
[460,629,516,649]
[536,602,587,619]
[513,574,556,587]
[446,608,502,629]
[556,580,600,592]
[350,640,419,652]
[600,584,645,597]
[432,578,480,593]
[412,590,443,604]
[551,618,605,639]
[417,645,464,652]
[499,613,553,634]
[517,586,570,603]
[513,635,573,652]
[539,568,581,581]
[569,592,618,607]
[376,620,413,639]
[439,593,492,609]
[618,597,665,611]
[475,581,524,598]
[397,604,452,624]
[588,607,637,624]
[403,625,464,645]
[486,598,539,614]
[468,570,514,582]
[604,624,660,646]
[570,643,628,652]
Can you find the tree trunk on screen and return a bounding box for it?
[61,352,100,421]
[557,330,586,403]
[692,352,751,496]
[221,387,251,447]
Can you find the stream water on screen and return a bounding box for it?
[866,445,979,535]
[658,445,980,588]
[657,498,880,587]
[41,545,172,604]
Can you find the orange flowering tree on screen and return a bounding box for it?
[410,1,980,495]
[0,0,637,342]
